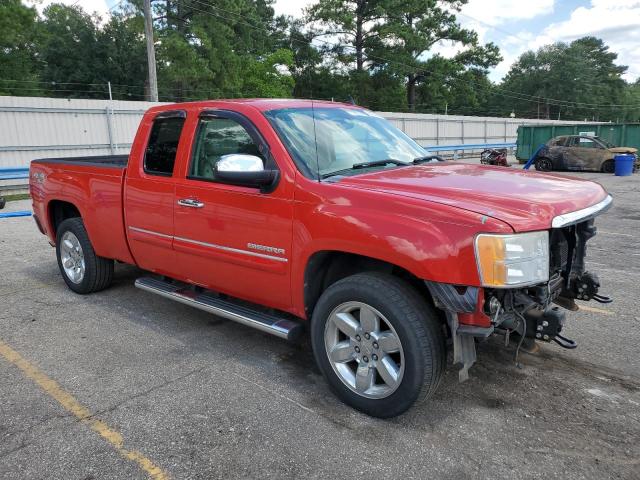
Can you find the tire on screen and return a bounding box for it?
[534,157,553,171]
[55,217,114,294]
[311,272,445,418]
[601,159,614,174]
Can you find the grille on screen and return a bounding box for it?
[549,228,570,276]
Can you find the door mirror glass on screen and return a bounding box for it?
[216,154,265,173]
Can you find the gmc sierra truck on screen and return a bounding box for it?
[30,100,612,418]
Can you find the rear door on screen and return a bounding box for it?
[172,110,293,311]
[124,110,186,276]
[563,136,604,170]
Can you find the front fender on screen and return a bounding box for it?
[291,182,513,316]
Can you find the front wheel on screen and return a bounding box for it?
[56,217,114,294]
[534,157,553,171]
[311,273,445,418]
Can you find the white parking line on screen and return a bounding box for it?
[598,231,635,237]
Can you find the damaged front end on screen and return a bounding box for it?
[426,195,613,381]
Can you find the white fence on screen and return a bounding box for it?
[0,95,575,169]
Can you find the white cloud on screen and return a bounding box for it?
[440,1,556,81]
[273,0,315,18]
[536,1,640,81]
[462,0,555,25]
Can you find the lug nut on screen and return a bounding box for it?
[372,354,378,361]
[354,346,360,353]
[536,333,542,338]
[537,325,543,331]
[364,333,370,340]
[363,356,369,363]
[355,335,361,341]
[373,342,379,349]
[542,321,549,327]
[543,334,549,340]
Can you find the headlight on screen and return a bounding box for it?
[474,231,549,287]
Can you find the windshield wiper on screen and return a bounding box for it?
[321,159,407,179]
[352,159,407,169]
[413,155,444,164]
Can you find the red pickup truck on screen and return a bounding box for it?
[30,99,612,417]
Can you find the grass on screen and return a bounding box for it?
[2,193,31,202]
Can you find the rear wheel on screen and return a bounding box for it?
[601,159,615,173]
[311,272,445,418]
[534,157,553,171]
[56,217,113,294]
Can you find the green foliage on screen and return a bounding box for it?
[0,0,41,95]
[497,37,632,121]
[1,0,638,120]
[242,49,295,97]
[306,0,500,111]
[38,4,101,97]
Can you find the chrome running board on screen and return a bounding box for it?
[135,276,303,341]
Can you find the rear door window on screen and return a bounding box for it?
[144,113,186,176]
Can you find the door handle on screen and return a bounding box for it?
[177,198,204,208]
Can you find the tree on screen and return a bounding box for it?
[307,0,386,74]
[498,37,627,121]
[242,49,295,97]
[153,0,294,101]
[0,0,41,96]
[414,56,496,115]
[37,4,103,98]
[305,0,499,111]
[621,80,640,122]
[372,0,500,110]
[95,12,148,100]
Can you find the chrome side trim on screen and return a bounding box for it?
[128,226,173,239]
[551,195,613,228]
[174,235,288,262]
[128,226,288,262]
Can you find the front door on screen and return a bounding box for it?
[172,110,293,311]
[563,136,604,170]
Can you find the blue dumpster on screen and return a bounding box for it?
[614,154,635,176]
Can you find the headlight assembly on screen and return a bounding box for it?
[474,231,549,287]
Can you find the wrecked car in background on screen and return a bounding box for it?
[534,135,638,173]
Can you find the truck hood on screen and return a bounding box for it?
[337,163,609,231]
[608,147,637,154]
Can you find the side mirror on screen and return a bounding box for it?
[215,154,279,191]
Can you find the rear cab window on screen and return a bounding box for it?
[144,112,186,176]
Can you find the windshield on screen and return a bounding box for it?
[264,107,431,179]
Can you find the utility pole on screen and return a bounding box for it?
[143,0,158,102]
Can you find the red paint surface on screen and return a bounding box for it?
[30,100,610,326]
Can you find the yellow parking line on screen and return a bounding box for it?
[578,305,613,316]
[0,338,168,480]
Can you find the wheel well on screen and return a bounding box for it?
[49,200,81,234]
[303,251,434,319]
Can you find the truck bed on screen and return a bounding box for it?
[29,154,134,265]
[31,154,129,169]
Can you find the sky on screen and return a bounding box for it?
[28,0,640,83]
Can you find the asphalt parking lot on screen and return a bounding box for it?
[1,169,639,480]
